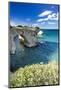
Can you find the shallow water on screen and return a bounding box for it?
[10,30,59,72]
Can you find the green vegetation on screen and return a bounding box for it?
[35,26,40,30]
[17,25,23,27]
[10,62,59,87]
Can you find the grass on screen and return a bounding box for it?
[10,62,59,87]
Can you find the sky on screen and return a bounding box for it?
[10,2,59,29]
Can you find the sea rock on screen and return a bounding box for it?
[10,26,41,54]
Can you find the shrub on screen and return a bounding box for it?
[10,62,59,87]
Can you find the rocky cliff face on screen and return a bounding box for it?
[9,26,40,54]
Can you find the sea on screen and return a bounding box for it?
[10,29,59,72]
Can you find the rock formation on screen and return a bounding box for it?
[10,25,41,54]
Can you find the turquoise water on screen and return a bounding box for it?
[38,29,59,43]
[10,29,59,72]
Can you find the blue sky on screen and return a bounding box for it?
[10,2,59,29]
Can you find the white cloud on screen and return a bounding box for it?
[47,13,58,20]
[37,12,59,22]
[38,10,52,17]
[37,18,48,22]
[37,19,43,22]
[33,23,39,27]
[41,22,45,25]
[48,22,55,25]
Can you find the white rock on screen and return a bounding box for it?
[37,30,43,35]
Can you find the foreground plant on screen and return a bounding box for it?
[10,62,59,87]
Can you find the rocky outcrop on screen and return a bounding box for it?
[10,26,40,54]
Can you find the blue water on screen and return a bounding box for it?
[10,29,59,72]
[38,29,59,43]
